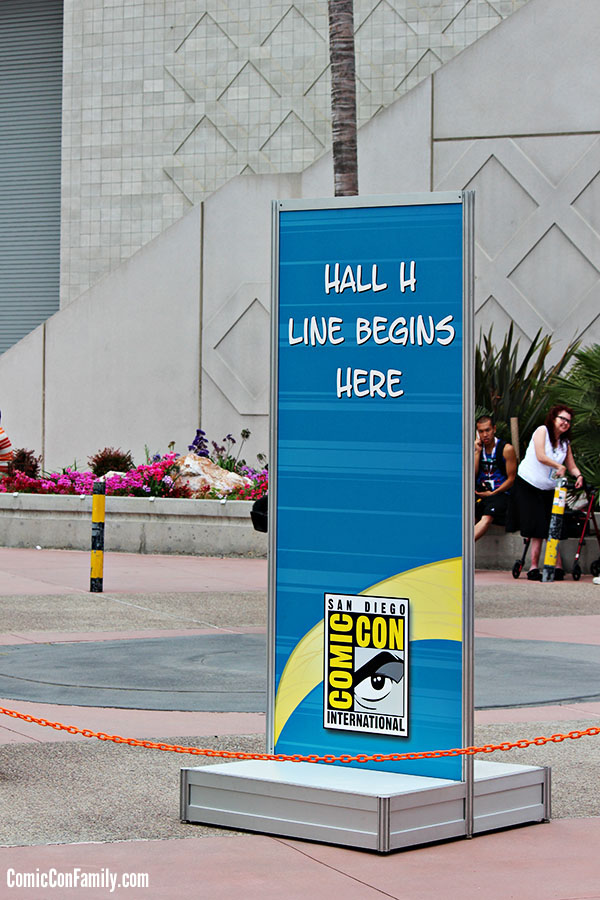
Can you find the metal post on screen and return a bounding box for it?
[542,476,568,583]
[510,417,520,463]
[90,481,106,592]
[462,189,475,839]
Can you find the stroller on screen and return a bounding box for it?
[512,484,600,580]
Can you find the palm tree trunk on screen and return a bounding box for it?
[328,0,358,196]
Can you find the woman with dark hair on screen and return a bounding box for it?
[508,404,584,580]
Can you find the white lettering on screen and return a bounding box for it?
[353,369,369,397]
[336,367,353,398]
[325,263,340,294]
[356,264,371,292]
[436,314,456,345]
[354,314,455,347]
[339,265,357,293]
[310,316,328,346]
[5,866,146,893]
[336,368,404,399]
[399,260,417,292]
[328,316,344,345]
[388,370,404,397]
[288,317,304,345]
[370,369,387,397]
[356,318,371,345]
[288,316,346,346]
[390,316,408,344]
[416,314,435,346]
[372,264,388,292]
[372,316,388,344]
[324,263,387,294]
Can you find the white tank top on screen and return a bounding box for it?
[518,426,567,490]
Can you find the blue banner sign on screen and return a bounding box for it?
[270,194,473,780]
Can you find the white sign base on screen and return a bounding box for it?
[180,759,550,853]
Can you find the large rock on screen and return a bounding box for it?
[174,453,252,497]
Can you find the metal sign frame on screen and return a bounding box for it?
[180,191,548,851]
[268,193,474,823]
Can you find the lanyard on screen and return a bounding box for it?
[481,438,498,468]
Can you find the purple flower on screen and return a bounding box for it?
[188,428,209,457]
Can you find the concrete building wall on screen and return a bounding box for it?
[60,0,529,306]
[0,326,45,459]
[1,0,598,470]
[432,0,600,352]
[0,205,202,471]
[201,173,301,462]
[203,0,600,452]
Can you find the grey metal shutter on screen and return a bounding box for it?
[0,0,63,354]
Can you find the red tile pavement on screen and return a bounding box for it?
[474,569,598,584]
[2,546,597,594]
[0,699,265,745]
[0,548,268,595]
[1,693,599,747]
[0,626,264,645]
[0,819,599,900]
[476,701,600,725]
[475,614,600,645]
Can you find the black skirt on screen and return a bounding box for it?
[506,475,555,539]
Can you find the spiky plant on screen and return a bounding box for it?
[475,324,580,455]
[549,344,600,496]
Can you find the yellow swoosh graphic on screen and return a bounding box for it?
[274,557,462,744]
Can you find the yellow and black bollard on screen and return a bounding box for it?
[90,480,106,592]
[542,476,568,583]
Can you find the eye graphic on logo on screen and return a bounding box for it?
[353,651,404,712]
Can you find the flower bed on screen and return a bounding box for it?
[0,453,268,501]
[0,430,269,556]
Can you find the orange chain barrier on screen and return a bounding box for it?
[2,704,599,763]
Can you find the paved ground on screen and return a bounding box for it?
[0,634,267,710]
[3,625,600,710]
[0,548,599,898]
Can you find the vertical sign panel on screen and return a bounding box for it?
[270,195,472,780]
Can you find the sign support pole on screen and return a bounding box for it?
[463,190,475,838]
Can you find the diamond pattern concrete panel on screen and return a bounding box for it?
[60,0,528,305]
[573,170,600,237]
[509,225,599,332]
[435,134,600,347]
[215,299,271,403]
[466,154,537,260]
[203,282,271,416]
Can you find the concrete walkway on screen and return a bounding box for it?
[0,547,599,898]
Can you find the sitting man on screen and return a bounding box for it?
[475,415,517,542]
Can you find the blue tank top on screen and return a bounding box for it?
[476,439,508,491]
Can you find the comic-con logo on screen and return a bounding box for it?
[324,593,408,736]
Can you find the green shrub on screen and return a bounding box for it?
[549,344,600,496]
[475,324,580,456]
